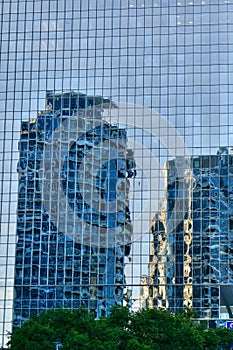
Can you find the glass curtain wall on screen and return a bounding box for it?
[0,0,233,346]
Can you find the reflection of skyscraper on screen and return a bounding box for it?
[13,92,135,326]
[1,0,233,346]
[142,148,233,323]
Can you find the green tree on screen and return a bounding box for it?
[62,331,91,350]
[8,306,233,350]
[9,318,55,350]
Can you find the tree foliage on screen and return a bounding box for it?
[8,307,233,350]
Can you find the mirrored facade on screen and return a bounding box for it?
[141,148,233,323]
[1,0,233,346]
[13,91,135,327]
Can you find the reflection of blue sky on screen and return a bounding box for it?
[1,0,233,341]
[1,0,232,149]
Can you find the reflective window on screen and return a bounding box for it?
[1,0,233,346]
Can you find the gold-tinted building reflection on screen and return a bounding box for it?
[141,149,233,324]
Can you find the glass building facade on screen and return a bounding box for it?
[140,148,233,324]
[13,91,135,327]
[1,0,233,346]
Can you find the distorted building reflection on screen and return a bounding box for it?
[140,148,233,323]
[13,92,136,326]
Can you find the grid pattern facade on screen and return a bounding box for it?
[141,148,233,323]
[0,0,233,347]
[13,91,135,327]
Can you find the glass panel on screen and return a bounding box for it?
[1,0,233,346]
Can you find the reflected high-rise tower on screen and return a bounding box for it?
[13,92,135,326]
[141,148,233,324]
